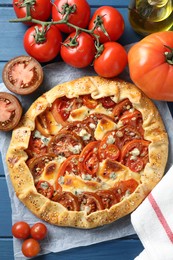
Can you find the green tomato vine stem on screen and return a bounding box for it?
[9,1,106,51]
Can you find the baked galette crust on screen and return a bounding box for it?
[6,76,168,228]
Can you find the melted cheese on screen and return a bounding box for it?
[94,118,117,140]
[40,156,66,186]
[68,106,90,121]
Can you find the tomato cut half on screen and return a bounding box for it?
[99,130,120,161]
[113,179,139,201]
[120,110,144,136]
[48,131,84,157]
[52,191,80,211]
[2,56,43,95]
[78,192,104,214]
[27,154,55,179]
[120,139,150,172]
[82,95,98,109]
[60,121,94,144]
[0,92,22,131]
[51,97,81,125]
[112,98,132,122]
[96,189,119,209]
[78,141,100,177]
[36,180,54,199]
[26,133,48,158]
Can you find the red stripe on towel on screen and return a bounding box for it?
[148,193,173,243]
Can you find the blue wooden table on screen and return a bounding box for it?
[0,1,172,259]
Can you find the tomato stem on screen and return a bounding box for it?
[164,45,173,65]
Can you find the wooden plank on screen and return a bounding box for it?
[0,178,12,236]
[0,236,143,260]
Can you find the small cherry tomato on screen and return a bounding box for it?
[88,6,124,43]
[12,221,30,239]
[0,92,22,131]
[60,32,96,68]
[30,222,47,240]
[22,238,41,258]
[2,56,43,95]
[52,0,91,33]
[94,42,128,78]
[24,25,62,63]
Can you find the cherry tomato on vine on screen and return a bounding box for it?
[88,6,125,43]
[13,0,52,26]
[52,0,91,33]
[94,42,128,78]
[23,24,62,62]
[22,238,40,258]
[60,32,96,68]
[12,221,30,239]
[30,222,47,240]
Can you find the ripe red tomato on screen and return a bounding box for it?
[128,31,173,101]
[30,222,47,240]
[23,24,62,62]
[13,0,52,25]
[22,238,40,257]
[60,32,96,68]
[52,0,90,33]
[94,42,128,78]
[88,6,124,43]
[12,221,30,239]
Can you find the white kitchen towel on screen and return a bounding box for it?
[131,165,173,260]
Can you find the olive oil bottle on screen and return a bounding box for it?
[128,0,173,35]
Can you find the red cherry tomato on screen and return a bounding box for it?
[52,0,90,33]
[60,32,96,68]
[12,221,30,239]
[22,238,40,258]
[88,6,124,43]
[23,24,62,62]
[94,42,128,78]
[30,222,47,240]
[13,0,52,25]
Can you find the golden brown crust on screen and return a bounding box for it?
[6,76,168,228]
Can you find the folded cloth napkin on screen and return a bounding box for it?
[131,165,173,260]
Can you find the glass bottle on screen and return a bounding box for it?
[128,0,173,35]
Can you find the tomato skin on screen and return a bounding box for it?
[52,0,90,33]
[23,25,62,62]
[30,222,47,240]
[22,238,40,257]
[12,221,30,239]
[88,6,124,43]
[128,31,173,101]
[60,32,96,68]
[94,42,128,78]
[13,0,52,25]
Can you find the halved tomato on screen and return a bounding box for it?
[78,141,100,177]
[96,189,119,209]
[51,97,82,125]
[27,154,55,179]
[52,191,80,211]
[78,192,104,214]
[2,56,43,95]
[0,92,22,131]
[60,121,94,144]
[113,179,139,201]
[120,110,144,136]
[112,99,132,122]
[120,139,150,172]
[82,94,98,109]
[48,132,84,157]
[36,180,54,199]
